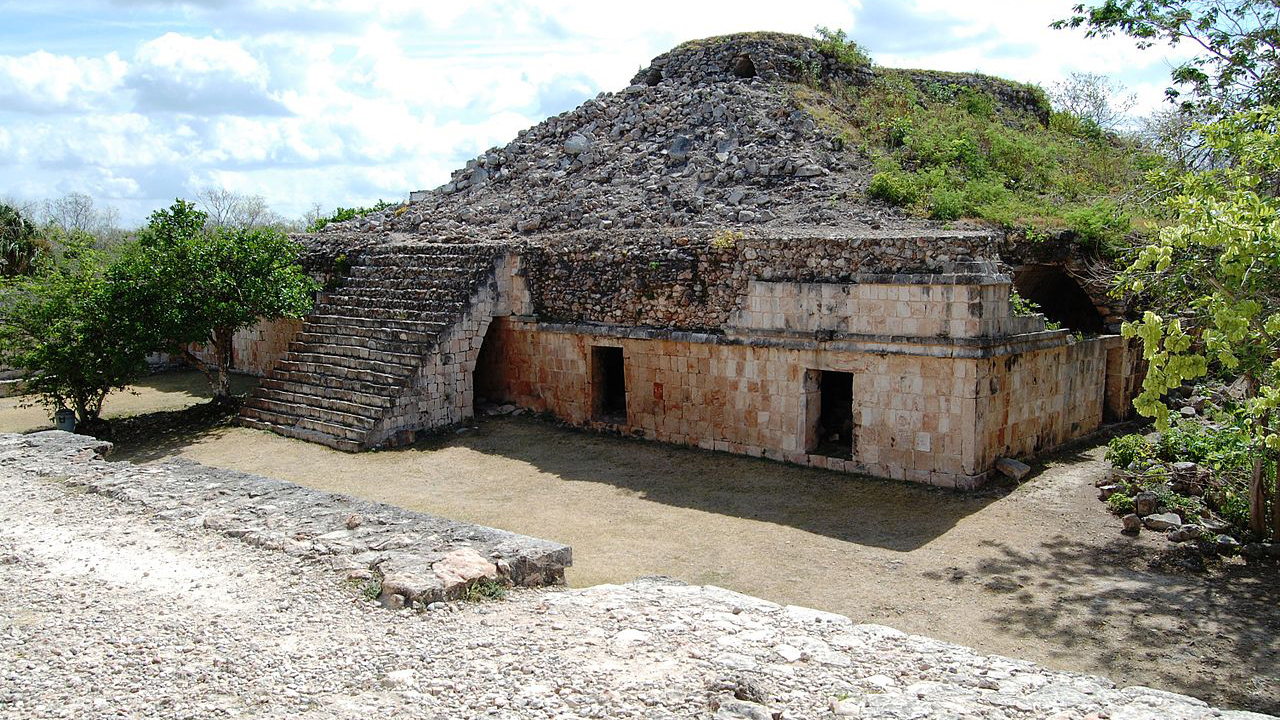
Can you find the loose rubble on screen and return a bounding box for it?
[1,430,1274,718]
[299,32,1049,264]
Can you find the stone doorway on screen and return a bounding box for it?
[805,369,854,459]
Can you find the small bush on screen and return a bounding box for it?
[814,26,871,68]
[463,578,507,602]
[1065,200,1131,251]
[1105,433,1154,469]
[867,171,919,206]
[1106,492,1135,515]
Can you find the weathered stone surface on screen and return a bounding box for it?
[1122,513,1142,534]
[3,431,571,594]
[2,445,1271,720]
[1134,491,1159,517]
[994,457,1031,481]
[1144,513,1182,532]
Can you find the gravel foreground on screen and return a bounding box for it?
[0,433,1273,720]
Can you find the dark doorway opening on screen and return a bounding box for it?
[732,54,756,78]
[806,370,854,459]
[472,321,506,416]
[592,346,627,423]
[1013,264,1106,333]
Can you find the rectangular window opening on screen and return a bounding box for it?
[592,346,627,423]
[806,369,854,459]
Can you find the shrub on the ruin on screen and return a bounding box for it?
[813,26,871,69]
[866,171,918,206]
[1064,200,1131,253]
[814,65,1160,249]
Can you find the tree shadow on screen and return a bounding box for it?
[963,534,1280,715]
[408,416,1008,552]
[106,400,244,463]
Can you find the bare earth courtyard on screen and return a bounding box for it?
[2,371,1278,715]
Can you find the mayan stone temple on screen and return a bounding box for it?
[235,32,1144,488]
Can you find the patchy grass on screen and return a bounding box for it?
[793,69,1163,254]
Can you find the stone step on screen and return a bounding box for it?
[244,396,381,430]
[252,386,388,418]
[286,351,416,376]
[345,263,494,279]
[258,377,396,408]
[294,331,425,355]
[239,416,364,453]
[239,406,369,443]
[275,359,408,386]
[269,368,407,397]
[326,276,479,293]
[317,286,467,305]
[305,314,451,336]
[317,295,468,315]
[287,340,422,364]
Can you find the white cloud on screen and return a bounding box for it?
[0,50,127,113]
[0,0,1191,225]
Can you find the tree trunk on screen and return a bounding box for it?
[1246,374,1266,537]
[212,326,234,402]
[1273,456,1280,541]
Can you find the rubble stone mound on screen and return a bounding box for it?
[306,32,1047,260]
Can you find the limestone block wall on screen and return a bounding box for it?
[475,317,984,486]
[188,317,303,377]
[728,278,1031,339]
[524,231,1001,331]
[972,337,1111,470]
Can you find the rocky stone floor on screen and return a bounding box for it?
[0,433,1273,719]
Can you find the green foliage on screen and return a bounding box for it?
[1064,200,1132,252]
[813,26,871,69]
[866,170,919,206]
[0,241,151,423]
[462,578,507,602]
[307,200,399,232]
[0,204,46,277]
[1119,106,1280,436]
[116,200,319,398]
[1106,433,1155,468]
[711,228,744,249]
[803,68,1154,248]
[1054,1,1280,116]
[1106,492,1136,514]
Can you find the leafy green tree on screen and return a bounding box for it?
[0,203,45,277]
[116,200,318,401]
[0,239,151,426]
[1053,0,1280,115]
[1119,105,1280,537]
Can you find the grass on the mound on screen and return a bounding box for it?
[794,68,1164,255]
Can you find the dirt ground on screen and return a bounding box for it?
[3,370,1278,714]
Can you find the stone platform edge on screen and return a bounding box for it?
[0,431,572,608]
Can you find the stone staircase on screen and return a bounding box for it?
[240,243,501,451]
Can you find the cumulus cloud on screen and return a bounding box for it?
[0,0,1190,225]
[126,33,290,116]
[0,50,127,113]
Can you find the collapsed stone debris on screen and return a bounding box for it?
[228,32,1145,488]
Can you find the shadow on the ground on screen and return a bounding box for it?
[107,401,244,462]
[417,416,1009,552]
[965,534,1280,715]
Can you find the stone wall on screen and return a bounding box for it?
[482,317,1024,487]
[973,337,1114,470]
[189,317,303,378]
[523,230,1000,331]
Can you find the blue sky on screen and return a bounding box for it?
[0,0,1185,226]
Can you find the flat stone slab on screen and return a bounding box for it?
[0,431,571,605]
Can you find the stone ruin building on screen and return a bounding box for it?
[233,32,1144,488]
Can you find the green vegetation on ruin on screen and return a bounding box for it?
[793,42,1162,254]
